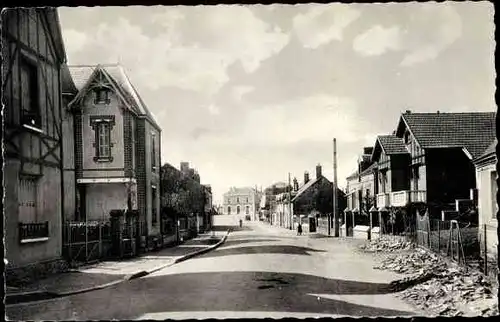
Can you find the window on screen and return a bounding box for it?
[237,206,241,214]
[492,171,498,219]
[91,116,115,162]
[151,134,157,172]
[246,197,249,203]
[237,197,240,203]
[246,206,250,214]
[152,186,158,225]
[93,88,110,105]
[404,131,411,145]
[227,206,231,215]
[20,57,41,130]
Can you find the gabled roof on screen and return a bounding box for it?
[359,162,377,177]
[61,63,78,95]
[395,111,496,160]
[68,64,161,131]
[291,176,334,202]
[378,135,408,154]
[224,187,255,196]
[474,139,497,165]
[372,134,408,162]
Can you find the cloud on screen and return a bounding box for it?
[231,85,254,101]
[353,25,401,56]
[61,29,89,55]
[207,104,220,115]
[400,4,463,66]
[62,6,289,95]
[293,3,361,49]
[235,94,368,146]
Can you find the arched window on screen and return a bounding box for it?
[237,197,240,203]
[237,206,240,214]
[227,206,231,215]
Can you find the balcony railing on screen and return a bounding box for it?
[390,190,427,207]
[19,221,49,243]
[376,193,390,208]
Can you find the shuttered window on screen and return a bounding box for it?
[90,116,115,162]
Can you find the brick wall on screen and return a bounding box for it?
[135,118,147,233]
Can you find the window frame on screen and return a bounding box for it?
[93,87,111,105]
[90,115,115,163]
[20,55,42,131]
[151,133,157,172]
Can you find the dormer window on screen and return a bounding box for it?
[404,130,411,145]
[94,88,110,105]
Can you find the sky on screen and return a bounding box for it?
[58,2,496,204]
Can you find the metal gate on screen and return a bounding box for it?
[63,221,111,265]
[416,212,430,249]
[446,220,467,265]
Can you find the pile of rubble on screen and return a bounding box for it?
[373,247,498,317]
[397,267,498,317]
[374,247,446,274]
[359,236,414,252]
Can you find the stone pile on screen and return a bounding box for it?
[397,267,498,317]
[373,247,498,317]
[359,236,414,252]
[374,247,446,275]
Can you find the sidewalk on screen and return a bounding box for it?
[6,230,228,305]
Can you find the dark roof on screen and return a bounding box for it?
[377,135,408,155]
[474,139,497,164]
[359,162,377,177]
[61,64,78,94]
[397,112,496,159]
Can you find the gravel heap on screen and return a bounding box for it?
[359,236,414,252]
[373,247,498,317]
[374,247,446,274]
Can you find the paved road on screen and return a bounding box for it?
[6,222,421,320]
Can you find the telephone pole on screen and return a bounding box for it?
[333,138,339,237]
[288,172,292,230]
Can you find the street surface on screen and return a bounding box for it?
[7,222,421,320]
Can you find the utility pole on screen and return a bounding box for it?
[333,138,339,237]
[288,172,292,230]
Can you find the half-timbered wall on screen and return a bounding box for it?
[2,8,64,267]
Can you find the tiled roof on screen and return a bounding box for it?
[224,187,255,196]
[68,64,161,130]
[346,170,358,180]
[377,135,408,155]
[475,139,497,164]
[61,64,78,94]
[400,112,496,159]
[292,177,320,202]
[359,162,377,176]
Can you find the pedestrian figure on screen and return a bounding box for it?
[239,219,242,228]
[297,223,302,236]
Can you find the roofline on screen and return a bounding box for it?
[397,113,423,149]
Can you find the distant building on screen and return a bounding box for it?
[222,187,260,220]
[291,164,346,227]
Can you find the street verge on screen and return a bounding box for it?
[6,230,231,306]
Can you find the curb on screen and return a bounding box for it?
[127,229,231,279]
[6,230,231,306]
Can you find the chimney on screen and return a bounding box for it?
[180,162,189,174]
[316,164,322,179]
[304,171,310,184]
[405,110,412,114]
[363,147,373,155]
[293,177,299,191]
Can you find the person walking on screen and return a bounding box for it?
[297,222,302,236]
